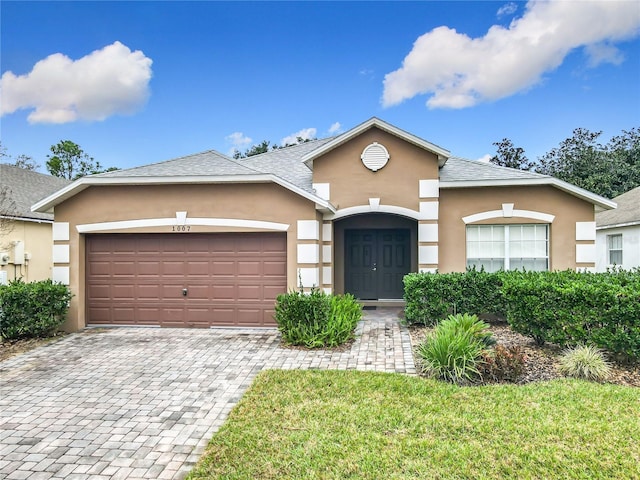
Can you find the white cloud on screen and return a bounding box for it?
[0,41,152,124]
[328,122,342,135]
[225,131,253,148]
[281,127,317,146]
[477,154,492,163]
[382,0,640,109]
[584,42,625,67]
[497,2,518,18]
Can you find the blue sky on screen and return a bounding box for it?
[1,1,639,172]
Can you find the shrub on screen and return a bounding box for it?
[502,270,640,360]
[403,269,505,326]
[274,289,361,348]
[0,279,72,340]
[558,345,612,382]
[416,314,490,384]
[447,312,496,348]
[478,345,526,383]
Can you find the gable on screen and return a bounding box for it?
[311,126,440,211]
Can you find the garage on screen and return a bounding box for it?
[86,233,287,327]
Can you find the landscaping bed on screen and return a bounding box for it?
[409,320,640,387]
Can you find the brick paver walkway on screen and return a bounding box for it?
[0,309,415,480]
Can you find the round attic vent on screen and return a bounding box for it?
[361,142,389,172]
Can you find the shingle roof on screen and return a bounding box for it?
[0,164,71,221]
[93,138,335,194]
[596,186,640,228]
[31,118,615,213]
[94,150,264,178]
[440,157,551,182]
[241,138,334,193]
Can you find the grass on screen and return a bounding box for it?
[188,370,640,479]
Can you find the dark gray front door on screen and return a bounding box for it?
[345,229,410,300]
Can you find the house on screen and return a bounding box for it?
[595,186,640,271]
[0,164,72,284]
[32,118,615,331]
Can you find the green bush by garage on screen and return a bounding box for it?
[0,279,72,341]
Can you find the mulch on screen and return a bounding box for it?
[408,321,640,387]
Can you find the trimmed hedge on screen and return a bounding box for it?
[274,289,362,348]
[404,269,640,361]
[404,269,505,326]
[502,270,640,361]
[0,279,72,340]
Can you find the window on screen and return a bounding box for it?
[466,224,549,272]
[607,234,623,265]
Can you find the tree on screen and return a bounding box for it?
[12,154,39,171]
[0,141,39,170]
[232,136,316,159]
[490,139,535,170]
[46,140,116,180]
[233,140,274,159]
[0,186,18,242]
[536,128,640,199]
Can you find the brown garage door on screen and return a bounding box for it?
[86,233,287,327]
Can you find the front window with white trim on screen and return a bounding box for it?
[607,234,623,265]
[466,224,549,272]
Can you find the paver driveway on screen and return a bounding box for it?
[0,309,415,480]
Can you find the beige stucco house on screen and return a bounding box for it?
[1,164,71,284]
[32,118,616,331]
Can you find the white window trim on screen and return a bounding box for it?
[466,224,549,271]
[607,234,623,265]
[463,209,555,224]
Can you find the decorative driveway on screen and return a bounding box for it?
[0,309,415,480]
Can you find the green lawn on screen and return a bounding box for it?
[188,370,639,480]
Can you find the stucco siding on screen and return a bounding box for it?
[54,182,316,331]
[438,185,595,272]
[312,127,439,211]
[0,220,53,283]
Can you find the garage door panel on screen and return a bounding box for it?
[187,285,210,299]
[211,261,236,276]
[87,233,286,327]
[211,285,236,300]
[112,261,136,277]
[137,285,161,300]
[162,284,186,298]
[237,308,264,325]
[138,261,162,276]
[186,261,210,276]
[111,307,135,322]
[87,307,111,323]
[112,285,135,300]
[137,308,162,323]
[263,261,287,277]
[237,261,261,276]
[163,261,185,276]
[87,284,110,300]
[88,261,112,277]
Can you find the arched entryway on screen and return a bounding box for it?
[334,214,417,300]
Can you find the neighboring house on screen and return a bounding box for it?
[32,118,615,331]
[595,186,640,271]
[0,164,71,284]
